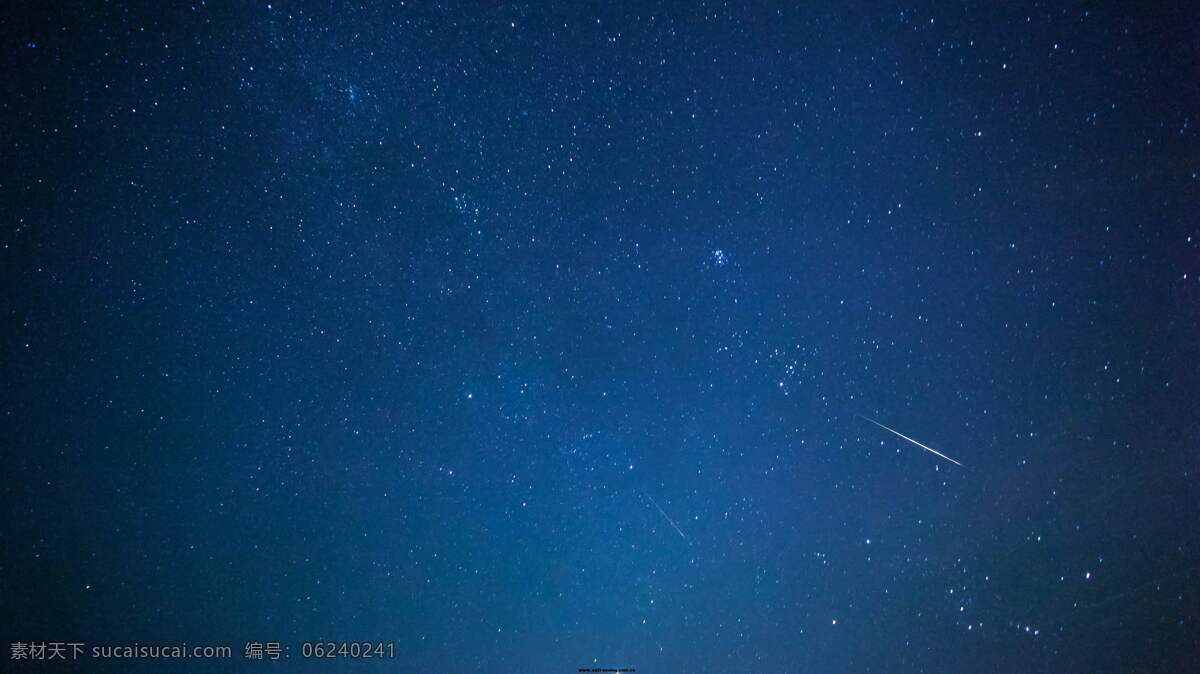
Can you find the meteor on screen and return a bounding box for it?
[857,415,965,468]
[644,492,687,540]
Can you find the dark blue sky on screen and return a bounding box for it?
[2,1,1197,672]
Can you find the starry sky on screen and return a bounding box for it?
[2,2,1198,672]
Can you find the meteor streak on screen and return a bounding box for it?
[644,492,687,540]
[858,415,965,468]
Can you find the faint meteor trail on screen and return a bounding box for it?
[644,492,687,540]
[857,415,966,468]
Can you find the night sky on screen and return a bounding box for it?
[2,2,1198,672]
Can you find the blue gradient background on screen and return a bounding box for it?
[2,2,1197,672]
